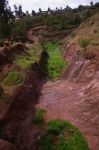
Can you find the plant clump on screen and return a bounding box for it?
[36,119,89,150]
[2,70,24,85]
[33,108,46,124]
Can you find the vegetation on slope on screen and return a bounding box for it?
[33,108,46,124]
[34,109,89,150]
[64,13,99,59]
[0,43,42,100]
[13,44,42,69]
[2,70,24,85]
[44,41,66,78]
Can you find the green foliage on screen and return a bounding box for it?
[13,44,42,68]
[11,19,28,39]
[33,108,46,124]
[46,119,68,135]
[79,38,90,48]
[0,0,14,38]
[3,70,24,85]
[83,10,93,20]
[36,119,89,150]
[44,42,66,78]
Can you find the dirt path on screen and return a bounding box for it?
[37,76,99,150]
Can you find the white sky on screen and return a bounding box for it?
[9,0,99,12]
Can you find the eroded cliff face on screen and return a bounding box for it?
[62,42,99,83]
[62,13,99,83]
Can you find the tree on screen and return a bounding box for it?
[39,8,42,14]
[14,4,18,17]
[18,5,23,17]
[0,0,8,16]
[0,0,14,38]
[26,11,30,16]
[65,5,71,11]
[90,1,93,6]
[14,4,23,18]
[31,10,36,16]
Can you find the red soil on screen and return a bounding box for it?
[37,46,99,150]
[37,77,99,150]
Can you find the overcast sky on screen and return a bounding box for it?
[9,0,99,12]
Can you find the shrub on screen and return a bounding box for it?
[3,70,24,85]
[36,119,89,150]
[33,108,46,124]
[79,38,90,48]
[46,119,67,135]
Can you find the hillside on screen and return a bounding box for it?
[0,4,99,150]
[63,13,99,55]
[37,13,99,150]
[62,13,99,82]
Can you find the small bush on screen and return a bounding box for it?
[0,85,4,98]
[3,70,24,85]
[79,38,90,48]
[46,119,67,135]
[33,108,46,124]
[36,119,89,150]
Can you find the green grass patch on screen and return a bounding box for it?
[46,119,68,135]
[33,108,46,124]
[44,42,66,78]
[2,70,24,85]
[36,119,89,150]
[13,44,42,69]
[79,38,90,48]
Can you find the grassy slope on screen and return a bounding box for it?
[65,13,99,54]
[44,42,66,78]
[0,44,42,98]
[13,44,42,69]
